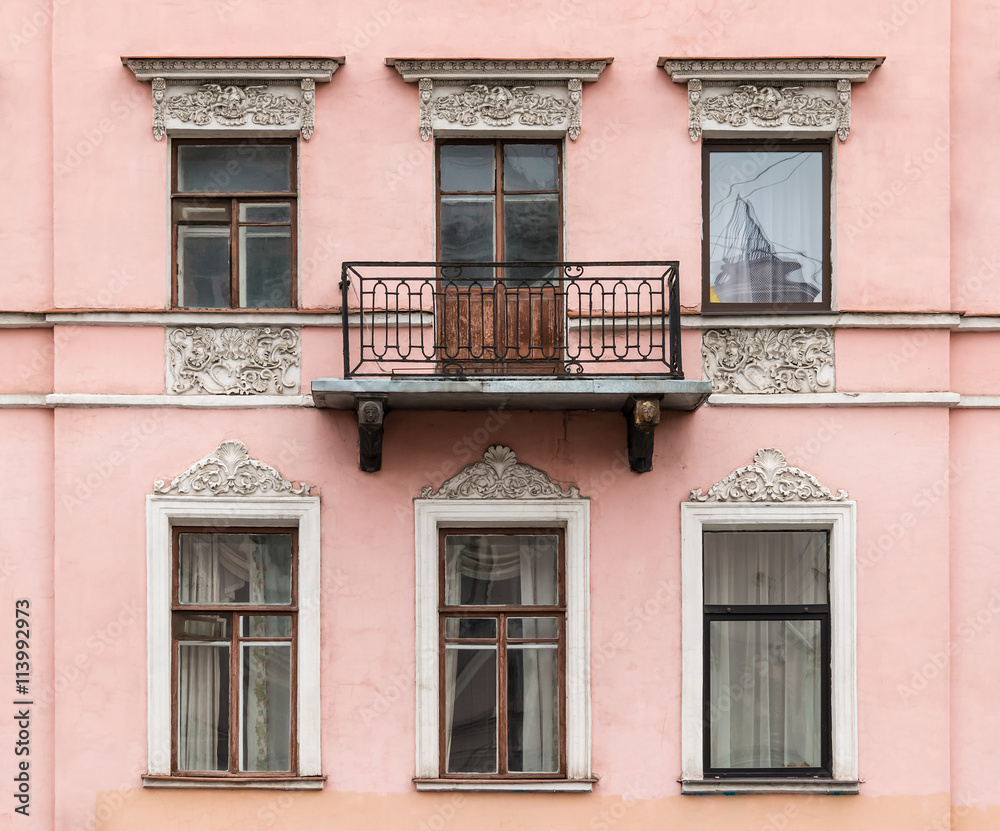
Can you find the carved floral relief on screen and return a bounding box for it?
[166,326,301,396]
[422,445,580,500]
[689,448,848,503]
[154,440,310,496]
[702,327,834,394]
[164,83,306,130]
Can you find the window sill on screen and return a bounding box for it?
[414,778,596,793]
[680,778,860,795]
[142,775,326,790]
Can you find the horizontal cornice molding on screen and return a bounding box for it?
[387,57,613,82]
[658,57,883,83]
[122,56,344,82]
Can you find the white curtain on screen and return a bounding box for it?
[705,531,825,769]
[177,535,291,772]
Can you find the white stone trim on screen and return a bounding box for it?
[413,498,590,784]
[388,58,611,142]
[122,57,343,141]
[414,779,594,792]
[145,493,322,780]
[660,57,882,142]
[0,395,48,408]
[956,396,1000,408]
[707,392,960,408]
[679,500,858,789]
[680,312,960,329]
[45,394,314,408]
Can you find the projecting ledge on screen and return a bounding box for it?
[311,376,712,474]
[311,376,711,412]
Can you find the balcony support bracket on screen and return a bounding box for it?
[355,394,388,473]
[623,395,661,474]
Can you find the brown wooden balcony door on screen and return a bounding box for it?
[437,140,563,375]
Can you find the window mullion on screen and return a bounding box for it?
[230,197,239,308]
[230,610,239,774]
[498,611,507,775]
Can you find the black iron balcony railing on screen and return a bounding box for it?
[339,261,684,379]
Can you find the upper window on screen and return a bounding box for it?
[438,139,562,282]
[171,139,297,309]
[703,141,831,313]
[172,528,296,777]
[440,529,565,778]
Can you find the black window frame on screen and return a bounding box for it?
[701,529,833,778]
[702,139,832,315]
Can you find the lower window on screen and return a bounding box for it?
[703,530,830,776]
[440,529,565,778]
[172,527,297,777]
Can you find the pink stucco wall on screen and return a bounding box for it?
[1,0,997,828]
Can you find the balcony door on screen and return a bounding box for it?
[436,140,563,375]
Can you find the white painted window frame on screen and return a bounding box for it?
[145,495,322,787]
[414,498,591,792]
[679,501,858,794]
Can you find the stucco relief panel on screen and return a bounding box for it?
[166,326,301,395]
[702,327,834,394]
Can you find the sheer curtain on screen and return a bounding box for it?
[705,531,826,770]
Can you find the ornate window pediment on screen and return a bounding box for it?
[153,440,311,496]
[387,58,613,141]
[689,447,847,503]
[659,57,883,142]
[122,57,344,140]
[422,445,580,500]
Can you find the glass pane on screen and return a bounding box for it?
[440,144,496,192]
[177,225,230,308]
[177,642,229,771]
[241,615,292,638]
[445,618,497,639]
[174,202,231,222]
[175,613,230,640]
[444,646,497,774]
[239,226,292,307]
[507,617,559,639]
[708,620,823,769]
[707,150,824,305]
[503,194,559,284]
[704,531,828,605]
[507,644,559,773]
[239,202,292,223]
[241,644,291,772]
[503,144,558,191]
[177,144,292,193]
[440,196,495,285]
[178,533,293,605]
[444,534,559,606]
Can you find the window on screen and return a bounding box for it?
[703,141,831,313]
[145,468,322,789]
[703,530,830,775]
[439,529,565,778]
[414,482,591,791]
[680,500,857,794]
[436,140,563,372]
[171,139,297,309]
[172,528,296,777]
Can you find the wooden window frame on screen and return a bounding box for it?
[437,527,567,779]
[170,138,298,309]
[701,530,832,778]
[702,139,832,315]
[170,526,298,779]
[436,138,564,275]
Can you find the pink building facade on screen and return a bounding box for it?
[1,0,998,828]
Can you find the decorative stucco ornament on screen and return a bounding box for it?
[701,327,834,394]
[659,57,883,142]
[388,58,611,141]
[154,440,311,496]
[431,83,573,131]
[689,448,848,503]
[121,57,343,141]
[422,445,580,499]
[166,326,300,396]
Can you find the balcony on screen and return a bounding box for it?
[311,261,711,472]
